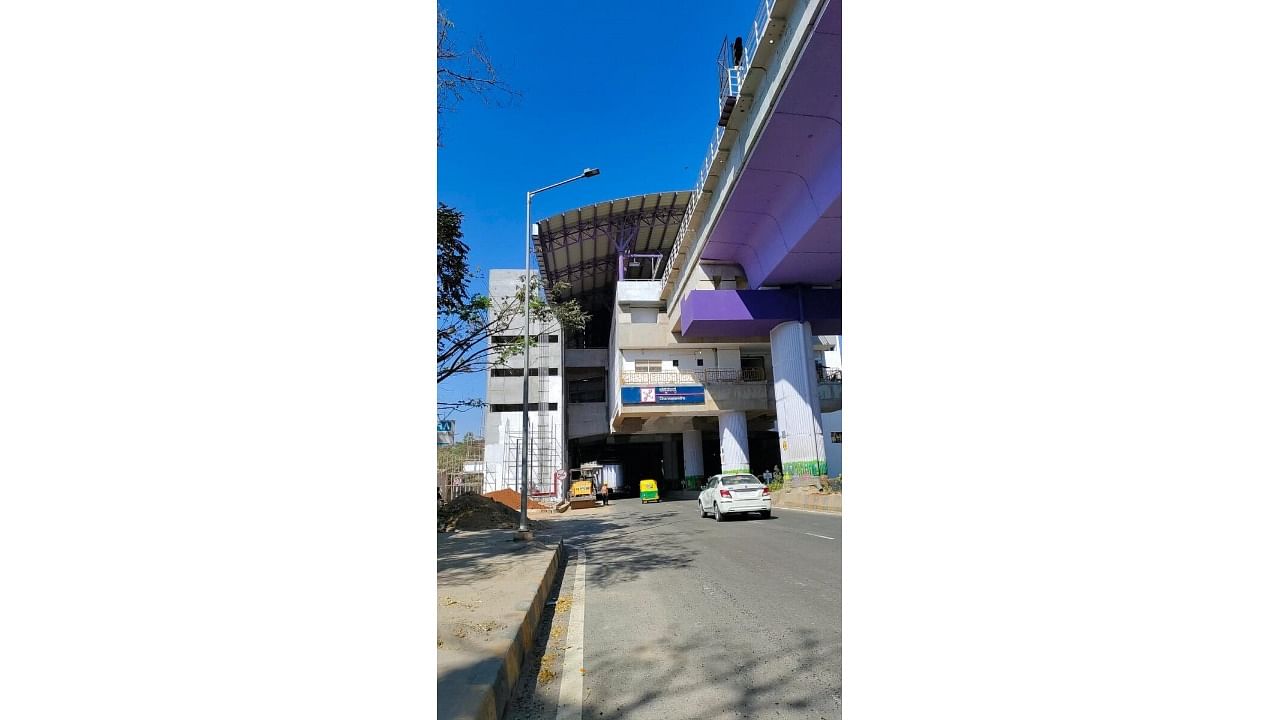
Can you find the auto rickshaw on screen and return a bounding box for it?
[639,478,660,503]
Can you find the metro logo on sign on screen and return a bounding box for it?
[640,388,656,403]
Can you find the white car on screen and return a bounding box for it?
[697,473,772,521]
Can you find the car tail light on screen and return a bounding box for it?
[719,489,731,498]
[761,486,770,495]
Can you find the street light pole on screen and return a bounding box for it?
[516,168,601,541]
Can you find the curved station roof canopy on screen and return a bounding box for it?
[535,190,691,298]
[535,191,691,345]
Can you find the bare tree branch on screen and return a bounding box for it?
[437,8,519,145]
[438,398,487,414]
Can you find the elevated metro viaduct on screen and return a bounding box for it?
[481,0,841,493]
[663,0,841,484]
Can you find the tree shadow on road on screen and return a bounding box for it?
[549,500,841,718]
[437,529,558,586]
[541,515,697,588]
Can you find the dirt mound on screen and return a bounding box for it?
[438,493,543,532]
[484,489,549,512]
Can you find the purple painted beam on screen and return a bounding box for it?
[700,0,843,289]
[680,288,841,338]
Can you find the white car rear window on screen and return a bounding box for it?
[723,475,760,486]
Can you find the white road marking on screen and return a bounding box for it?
[555,546,586,720]
[758,521,840,542]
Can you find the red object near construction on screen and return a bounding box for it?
[484,489,548,512]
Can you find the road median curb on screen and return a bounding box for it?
[438,538,565,720]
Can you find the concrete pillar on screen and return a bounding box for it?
[663,435,678,489]
[718,411,750,475]
[770,320,827,483]
[682,428,704,489]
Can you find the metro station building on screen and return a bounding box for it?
[481,0,841,495]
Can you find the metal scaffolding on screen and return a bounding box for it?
[438,439,485,504]
[498,331,562,501]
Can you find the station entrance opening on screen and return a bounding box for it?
[568,437,666,497]
[747,431,783,478]
[570,427,783,496]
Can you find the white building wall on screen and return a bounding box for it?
[619,349,706,373]
[481,269,566,493]
[482,415,512,491]
[820,335,843,371]
[821,336,842,477]
[617,347,752,374]
[482,411,563,493]
[628,307,660,323]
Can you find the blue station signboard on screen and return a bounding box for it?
[621,385,705,405]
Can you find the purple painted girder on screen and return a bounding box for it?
[700,0,842,288]
[680,288,841,338]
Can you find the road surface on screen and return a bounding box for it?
[507,495,842,720]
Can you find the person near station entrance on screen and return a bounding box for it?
[602,485,611,506]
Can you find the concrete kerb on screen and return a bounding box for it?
[771,490,842,514]
[438,538,565,720]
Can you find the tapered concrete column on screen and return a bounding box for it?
[682,429,704,489]
[718,411,750,475]
[770,320,827,482]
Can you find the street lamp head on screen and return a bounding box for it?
[583,168,601,177]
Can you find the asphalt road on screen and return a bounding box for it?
[508,495,842,720]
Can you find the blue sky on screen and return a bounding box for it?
[438,0,758,436]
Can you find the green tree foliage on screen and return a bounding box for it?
[437,203,469,314]
[436,274,588,385]
[436,207,589,393]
